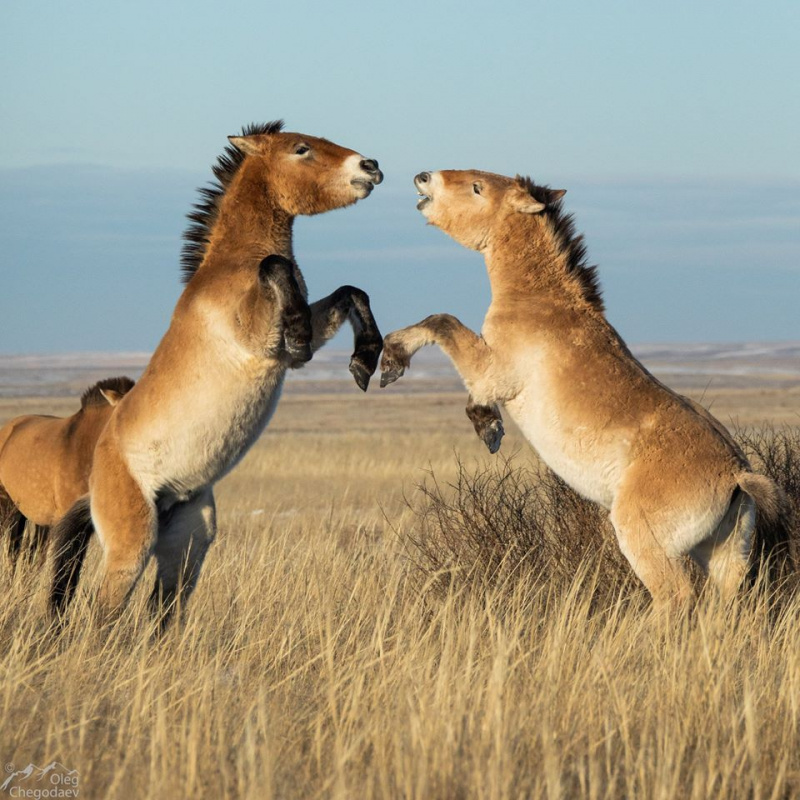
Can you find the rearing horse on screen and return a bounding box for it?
[380,169,792,608]
[52,120,383,625]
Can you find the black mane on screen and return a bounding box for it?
[80,376,135,408]
[180,120,285,284]
[516,176,604,312]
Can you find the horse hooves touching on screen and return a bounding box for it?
[482,420,504,454]
[349,359,372,392]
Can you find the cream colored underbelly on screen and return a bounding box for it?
[124,367,286,499]
[504,389,629,510]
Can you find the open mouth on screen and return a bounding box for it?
[414,173,432,210]
[351,179,375,195]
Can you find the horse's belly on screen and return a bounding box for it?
[505,391,626,510]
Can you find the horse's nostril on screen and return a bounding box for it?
[416,171,430,184]
[360,159,379,173]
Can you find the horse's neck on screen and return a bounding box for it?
[485,219,598,322]
[198,169,297,284]
[203,215,296,280]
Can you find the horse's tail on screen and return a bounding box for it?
[737,472,795,585]
[50,495,94,617]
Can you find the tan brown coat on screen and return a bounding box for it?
[381,170,792,607]
[0,378,132,526]
[53,122,384,626]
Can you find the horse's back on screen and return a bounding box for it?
[0,409,112,525]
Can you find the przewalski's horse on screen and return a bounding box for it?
[380,170,792,608]
[0,377,134,574]
[52,121,384,626]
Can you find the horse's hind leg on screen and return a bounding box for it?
[611,498,695,610]
[91,445,157,623]
[149,488,216,631]
[690,490,753,600]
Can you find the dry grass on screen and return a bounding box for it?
[1,387,800,799]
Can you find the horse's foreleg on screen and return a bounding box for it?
[258,255,312,364]
[236,256,312,362]
[308,286,383,391]
[0,483,25,569]
[149,488,216,632]
[381,315,503,451]
[380,314,492,387]
[3,513,26,570]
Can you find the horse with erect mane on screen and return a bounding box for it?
[380,169,793,608]
[51,121,384,627]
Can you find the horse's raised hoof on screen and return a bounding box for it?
[286,340,313,365]
[349,358,373,392]
[380,367,404,388]
[481,419,504,454]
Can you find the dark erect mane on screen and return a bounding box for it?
[80,376,135,409]
[516,176,604,312]
[180,120,285,284]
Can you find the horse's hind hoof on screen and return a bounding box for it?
[349,358,372,392]
[380,368,404,388]
[481,420,504,454]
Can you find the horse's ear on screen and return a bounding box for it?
[548,189,567,202]
[99,388,125,406]
[508,185,547,215]
[227,136,261,156]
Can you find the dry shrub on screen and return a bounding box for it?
[736,425,800,583]
[736,425,800,514]
[406,426,800,601]
[404,455,635,602]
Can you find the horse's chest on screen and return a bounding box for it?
[132,368,285,495]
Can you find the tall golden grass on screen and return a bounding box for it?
[1,391,799,799]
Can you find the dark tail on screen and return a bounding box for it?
[2,504,27,567]
[50,495,94,617]
[737,472,796,585]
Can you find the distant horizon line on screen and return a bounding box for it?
[2,341,799,362]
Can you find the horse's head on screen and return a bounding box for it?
[414,169,565,251]
[228,124,383,216]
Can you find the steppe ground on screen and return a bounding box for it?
[1,351,799,799]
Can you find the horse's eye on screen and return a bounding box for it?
[473,183,482,195]
[294,144,310,156]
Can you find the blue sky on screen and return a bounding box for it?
[1,1,798,352]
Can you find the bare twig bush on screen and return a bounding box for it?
[736,425,800,512]
[403,455,636,604]
[405,426,800,602]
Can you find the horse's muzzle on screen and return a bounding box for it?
[359,158,383,185]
